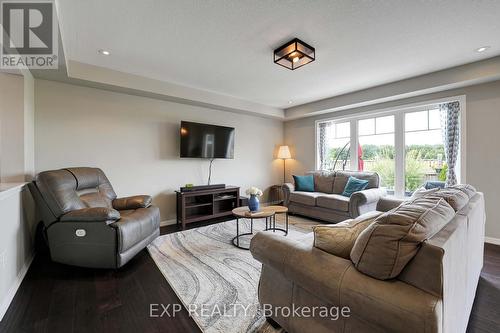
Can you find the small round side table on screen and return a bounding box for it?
[232,207,275,250]
[262,205,289,235]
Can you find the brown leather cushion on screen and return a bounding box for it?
[313,211,382,259]
[350,196,455,280]
[289,192,322,206]
[34,167,118,217]
[113,195,153,210]
[66,167,117,200]
[60,207,120,222]
[35,169,86,217]
[316,194,350,211]
[79,191,113,208]
[113,206,160,252]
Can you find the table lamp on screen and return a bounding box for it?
[277,145,292,183]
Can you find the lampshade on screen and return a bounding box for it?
[277,145,292,159]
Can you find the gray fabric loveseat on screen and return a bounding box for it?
[283,170,386,223]
[251,184,485,333]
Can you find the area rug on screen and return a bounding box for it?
[147,216,315,333]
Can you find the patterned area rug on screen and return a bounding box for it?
[147,215,317,333]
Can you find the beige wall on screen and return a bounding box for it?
[0,73,25,182]
[285,80,500,240]
[35,79,284,223]
[24,74,35,180]
[0,72,35,182]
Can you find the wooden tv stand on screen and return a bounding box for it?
[175,186,240,230]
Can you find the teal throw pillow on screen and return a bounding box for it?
[341,176,369,197]
[293,175,314,192]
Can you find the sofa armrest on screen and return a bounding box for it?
[250,232,441,332]
[113,195,152,210]
[60,207,121,223]
[250,232,352,297]
[376,196,405,212]
[282,183,294,206]
[349,187,387,217]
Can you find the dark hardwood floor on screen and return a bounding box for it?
[467,243,500,333]
[1,221,499,333]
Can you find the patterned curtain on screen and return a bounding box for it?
[439,101,460,186]
[318,122,330,170]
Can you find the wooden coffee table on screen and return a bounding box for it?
[232,207,275,250]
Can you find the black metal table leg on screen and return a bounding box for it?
[236,217,239,247]
[233,211,286,249]
[264,212,288,235]
[285,212,288,235]
[232,217,260,250]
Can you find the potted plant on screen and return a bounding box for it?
[246,186,263,212]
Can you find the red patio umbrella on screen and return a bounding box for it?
[358,144,364,171]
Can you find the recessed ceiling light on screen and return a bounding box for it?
[98,49,110,56]
[475,46,490,53]
[288,100,293,104]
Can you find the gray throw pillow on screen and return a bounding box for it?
[350,196,455,280]
[313,211,382,259]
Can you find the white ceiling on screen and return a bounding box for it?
[56,0,500,110]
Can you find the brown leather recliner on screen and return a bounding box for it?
[28,167,160,268]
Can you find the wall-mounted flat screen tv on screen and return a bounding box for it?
[180,121,235,158]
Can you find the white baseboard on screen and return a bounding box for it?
[0,252,35,321]
[160,219,177,227]
[485,237,500,246]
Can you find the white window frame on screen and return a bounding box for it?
[315,95,466,197]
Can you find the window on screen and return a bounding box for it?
[316,98,464,197]
[318,121,350,171]
[404,109,445,195]
[358,115,395,193]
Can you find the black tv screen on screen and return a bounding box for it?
[180,121,235,158]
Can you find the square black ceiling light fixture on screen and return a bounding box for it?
[274,38,315,70]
